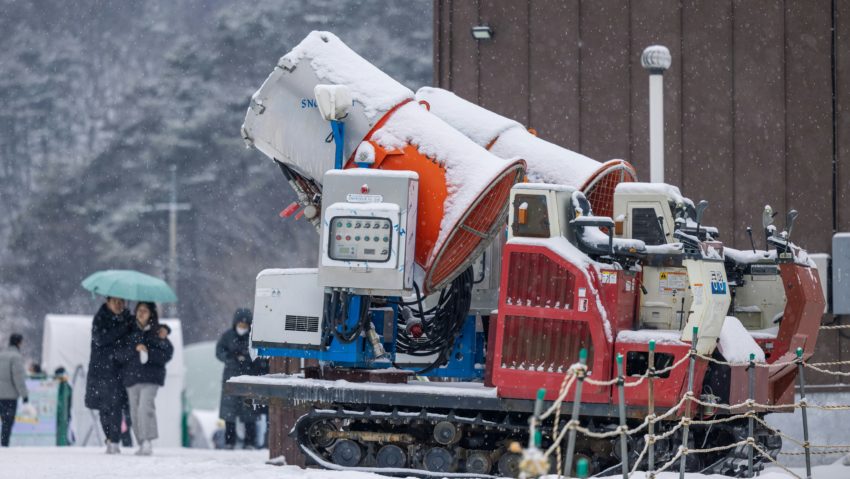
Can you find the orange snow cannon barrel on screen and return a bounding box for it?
[415,87,637,218]
[242,31,526,294]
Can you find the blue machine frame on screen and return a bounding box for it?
[256,294,484,379]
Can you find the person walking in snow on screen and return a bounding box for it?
[216,308,258,449]
[118,301,173,456]
[0,333,29,447]
[85,296,133,454]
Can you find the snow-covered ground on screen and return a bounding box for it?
[0,447,847,479]
[0,447,383,479]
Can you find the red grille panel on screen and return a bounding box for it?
[505,251,575,309]
[500,315,594,372]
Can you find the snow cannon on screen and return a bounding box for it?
[242,32,526,293]
[415,87,637,218]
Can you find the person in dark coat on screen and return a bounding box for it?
[85,296,132,454]
[118,302,173,456]
[0,333,28,447]
[216,308,257,449]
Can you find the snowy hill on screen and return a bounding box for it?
[0,0,432,348]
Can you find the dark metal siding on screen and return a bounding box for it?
[434,0,848,384]
[434,0,841,253]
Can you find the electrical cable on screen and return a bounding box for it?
[394,267,474,374]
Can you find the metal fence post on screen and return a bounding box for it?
[796,347,812,479]
[614,353,629,479]
[678,327,699,479]
[648,340,656,475]
[564,348,587,477]
[576,457,590,478]
[747,352,755,478]
[530,388,546,448]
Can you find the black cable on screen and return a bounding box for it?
[395,268,474,373]
[332,293,371,344]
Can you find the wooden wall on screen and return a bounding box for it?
[433,0,849,383]
[434,0,846,253]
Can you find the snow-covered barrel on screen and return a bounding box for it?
[242,32,525,293]
[415,87,637,218]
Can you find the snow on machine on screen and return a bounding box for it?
[230,31,826,477]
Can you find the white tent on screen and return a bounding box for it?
[183,340,223,448]
[42,314,185,448]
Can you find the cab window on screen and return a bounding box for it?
[512,194,550,238]
[631,207,665,245]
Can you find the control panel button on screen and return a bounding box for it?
[329,216,394,262]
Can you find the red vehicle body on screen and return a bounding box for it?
[489,240,825,413]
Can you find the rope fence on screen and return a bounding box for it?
[519,331,850,479]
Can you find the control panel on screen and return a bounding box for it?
[328,216,393,262]
[319,169,418,294]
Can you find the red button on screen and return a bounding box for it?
[345,235,351,241]
[335,235,341,240]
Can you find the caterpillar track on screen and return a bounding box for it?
[292,403,782,477]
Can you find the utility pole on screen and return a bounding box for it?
[168,165,179,318]
[134,165,191,318]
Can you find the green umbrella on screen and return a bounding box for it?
[81,270,177,303]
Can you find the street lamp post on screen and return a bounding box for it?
[641,45,672,184]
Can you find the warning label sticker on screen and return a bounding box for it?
[659,271,688,296]
[601,271,618,284]
[692,284,704,305]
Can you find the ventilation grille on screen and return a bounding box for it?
[500,315,593,373]
[285,315,320,333]
[505,251,575,309]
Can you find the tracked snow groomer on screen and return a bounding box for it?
[229,31,826,477]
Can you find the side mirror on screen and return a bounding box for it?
[786,209,799,238]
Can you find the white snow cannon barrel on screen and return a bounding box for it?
[415,87,637,218]
[242,31,526,294]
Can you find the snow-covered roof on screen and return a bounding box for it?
[415,87,521,145]
[615,182,695,207]
[281,31,412,121]
[489,127,601,188]
[416,87,602,188]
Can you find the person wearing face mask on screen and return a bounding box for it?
[216,308,257,449]
[118,302,173,456]
[85,296,132,454]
